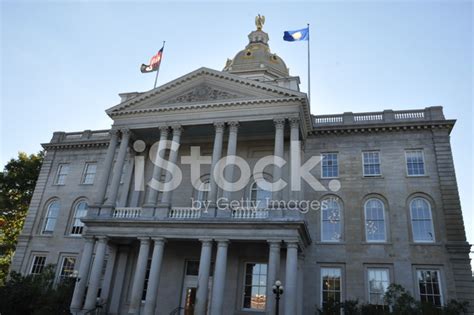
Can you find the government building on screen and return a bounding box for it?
[10,17,473,314]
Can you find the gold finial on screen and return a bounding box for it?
[255,14,265,31]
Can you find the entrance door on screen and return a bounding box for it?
[180,261,213,315]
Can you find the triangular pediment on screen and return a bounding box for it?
[106,67,305,117]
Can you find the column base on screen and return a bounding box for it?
[141,207,155,218]
[100,205,113,216]
[216,207,232,218]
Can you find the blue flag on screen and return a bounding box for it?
[283,27,309,41]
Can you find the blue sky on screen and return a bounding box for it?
[1,2,472,251]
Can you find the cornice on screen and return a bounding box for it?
[42,140,110,150]
[310,120,455,136]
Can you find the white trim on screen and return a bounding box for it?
[409,198,435,243]
[320,198,343,242]
[54,163,69,185]
[405,149,426,177]
[367,267,390,305]
[362,151,382,177]
[241,261,268,311]
[81,162,97,185]
[415,269,444,306]
[321,152,339,179]
[320,266,343,307]
[42,199,60,235]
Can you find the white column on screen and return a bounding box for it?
[70,237,95,312]
[83,237,108,311]
[208,122,225,205]
[284,241,298,315]
[100,244,117,302]
[143,126,169,207]
[289,118,300,201]
[297,254,304,315]
[95,130,119,206]
[143,238,166,315]
[160,125,182,205]
[109,247,129,315]
[272,118,285,201]
[104,129,130,208]
[266,241,281,314]
[210,240,229,315]
[195,239,213,315]
[128,237,150,315]
[222,122,239,201]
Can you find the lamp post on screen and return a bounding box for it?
[272,280,284,315]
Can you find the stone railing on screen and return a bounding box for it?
[50,129,111,143]
[313,106,445,127]
[113,207,142,218]
[168,207,202,219]
[231,208,269,219]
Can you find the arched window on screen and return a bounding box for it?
[196,179,210,203]
[42,200,60,234]
[71,200,88,235]
[365,198,386,242]
[250,180,271,209]
[410,198,435,242]
[321,198,342,242]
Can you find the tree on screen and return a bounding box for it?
[0,264,75,315]
[0,151,44,285]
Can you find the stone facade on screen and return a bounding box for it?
[10,20,473,315]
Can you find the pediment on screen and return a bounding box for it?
[106,67,305,117]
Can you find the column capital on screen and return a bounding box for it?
[216,239,229,247]
[109,129,120,137]
[138,236,151,244]
[199,238,213,246]
[273,118,286,129]
[152,237,166,244]
[120,128,131,137]
[96,236,108,243]
[285,240,299,249]
[227,121,239,132]
[214,121,226,132]
[83,236,95,243]
[158,125,169,134]
[171,124,183,135]
[289,117,300,129]
[268,240,282,249]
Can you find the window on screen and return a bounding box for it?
[368,268,390,305]
[250,180,271,209]
[142,258,152,301]
[54,164,69,185]
[410,198,435,242]
[243,263,267,310]
[42,200,60,234]
[58,256,76,281]
[321,198,342,242]
[196,180,210,204]
[417,270,443,306]
[30,255,46,275]
[321,267,342,308]
[82,163,97,184]
[71,201,88,235]
[363,151,381,176]
[406,150,425,176]
[365,199,386,242]
[322,153,339,178]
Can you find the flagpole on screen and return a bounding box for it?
[307,23,311,106]
[154,41,166,89]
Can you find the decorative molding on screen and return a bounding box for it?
[310,122,454,136]
[162,84,240,104]
[273,118,285,129]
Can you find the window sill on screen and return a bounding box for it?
[410,242,441,246]
[317,241,346,245]
[361,242,392,245]
[320,177,339,180]
[362,175,384,179]
[406,175,429,178]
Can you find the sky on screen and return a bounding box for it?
[1,1,472,257]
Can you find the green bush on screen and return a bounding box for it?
[0,265,75,315]
[315,283,469,315]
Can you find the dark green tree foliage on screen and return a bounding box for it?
[0,265,75,315]
[0,151,43,284]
